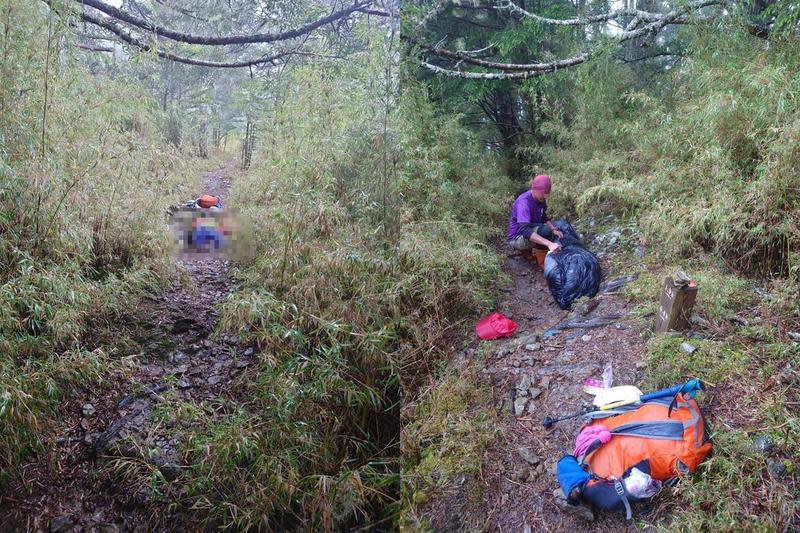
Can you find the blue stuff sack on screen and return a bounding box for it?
[557,455,590,503]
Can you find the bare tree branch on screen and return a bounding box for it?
[413,39,589,71]
[75,0,375,46]
[621,51,683,64]
[79,10,308,68]
[497,0,721,26]
[416,0,723,79]
[75,42,114,52]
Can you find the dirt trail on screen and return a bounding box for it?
[2,162,248,532]
[431,237,648,532]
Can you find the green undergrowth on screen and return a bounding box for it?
[615,255,800,529]
[155,45,514,528]
[545,28,800,281]
[400,345,498,530]
[400,24,800,530]
[548,32,800,526]
[0,1,203,483]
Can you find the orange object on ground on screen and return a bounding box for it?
[198,195,220,208]
[584,394,712,481]
[534,248,547,269]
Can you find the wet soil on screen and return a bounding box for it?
[0,163,246,532]
[428,239,649,532]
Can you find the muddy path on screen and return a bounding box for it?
[1,162,249,532]
[429,236,650,532]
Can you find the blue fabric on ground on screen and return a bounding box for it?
[192,226,223,251]
[557,455,590,502]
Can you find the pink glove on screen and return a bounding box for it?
[574,424,611,457]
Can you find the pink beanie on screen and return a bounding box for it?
[532,174,552,193]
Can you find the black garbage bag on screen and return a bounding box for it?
[543,220,601,309]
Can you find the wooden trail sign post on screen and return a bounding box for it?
[655,271,698,333]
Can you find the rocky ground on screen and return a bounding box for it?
[1,163,248,532]
[426,226,675,532]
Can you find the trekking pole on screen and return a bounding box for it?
[542,379,703,429]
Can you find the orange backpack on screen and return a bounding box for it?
[578,394,712,518]
[197,195,220,208]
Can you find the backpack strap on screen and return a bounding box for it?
[614,479,633,520]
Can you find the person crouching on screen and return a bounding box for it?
[507,174,564,257]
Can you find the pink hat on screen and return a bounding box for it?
[532,174,552,193]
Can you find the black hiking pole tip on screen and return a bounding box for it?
[542,408,586,429]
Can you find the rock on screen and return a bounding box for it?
[528,388,542,400]
[767,460,787,479]
[690,314,710,328]
[49,515,74,532]
[518,447,540,466]
[511,464,529,482]
[143,364,164,377]
[82,403,96,417]
[634,244,646,258]
[514,397,528,416]
[636,360,647,369]
[207,375,223,386]
[607,231,621,246]
[752,435,775,455]
[680,342,696,354]
[518,374,531,392]
[552,489,594,521]
[540,376,551,390]
[581,334,591,342]
[518,389,528,397]
[169,351,188,363]
[235,360,250,369]
[525,343,542,352]
[732,316,749,327]
[527,401,538,415]
[158,462,182,481]
[497,347,513,357]
[788,332,800,342]
[80,418,90,431]
[244,347,254,356]
[176,379,192,389]
[171,364,189,375]
[523,525,532,533]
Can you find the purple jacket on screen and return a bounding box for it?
[507,190,548,241]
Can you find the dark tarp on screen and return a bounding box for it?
[543,220,601,309]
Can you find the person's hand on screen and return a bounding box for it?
[548,241,562,253]
[553,228,564,239]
